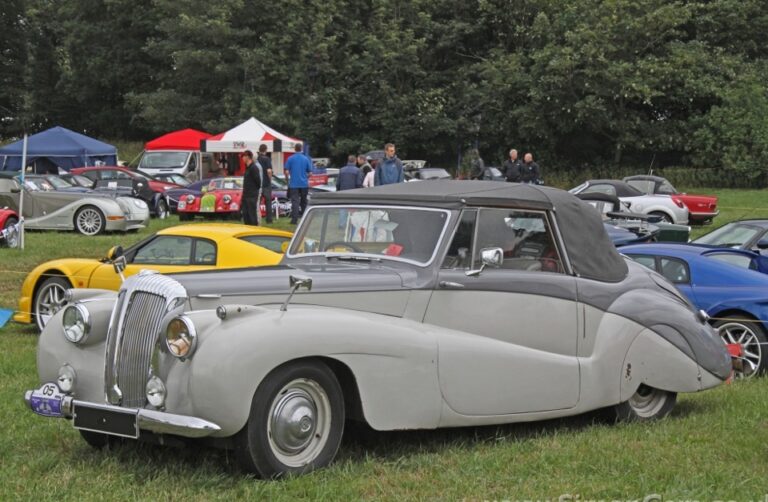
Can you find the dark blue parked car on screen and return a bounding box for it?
[621,243,768,378]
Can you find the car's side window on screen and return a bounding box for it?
[473,208,563,273]
[441,210,476,269]
[659,257,690,284]
[239,235,291,254]
[583,184,616,196]
[82,171,100,181]
[133,236,193,265]
[627,254,657,271]
[192,239,216,265]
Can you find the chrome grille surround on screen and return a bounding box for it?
[104,271,188,407]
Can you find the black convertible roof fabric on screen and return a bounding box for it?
[312,181,628,282]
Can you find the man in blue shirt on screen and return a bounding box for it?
[285,143,312,224]
[374,143,404,185]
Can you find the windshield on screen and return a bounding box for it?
[209,177,243,190]
[43,176,74,189]
[139,152,190,169]
[288,206,450,265]
[693,223,760,247]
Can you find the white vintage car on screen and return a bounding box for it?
[25,181,730,478]
[570,179,689,225]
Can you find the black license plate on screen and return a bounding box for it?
[73,403,139,439]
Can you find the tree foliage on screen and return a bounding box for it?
[4,0,768,178]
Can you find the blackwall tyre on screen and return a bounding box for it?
[235,360,345,478]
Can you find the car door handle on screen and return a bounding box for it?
[439,281,465,289]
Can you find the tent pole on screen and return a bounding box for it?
[19,134,27,250]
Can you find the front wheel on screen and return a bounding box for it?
[235,360,345,478]
[34,276,72,331]
[3,216,19,248]
[155,198,169,219]
[714,318,767,378]
[613,385,677,422]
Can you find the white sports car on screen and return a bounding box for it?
[570,179,689,224]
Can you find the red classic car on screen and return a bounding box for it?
[624,175,718,224]
[177,177,244,220]
[1,207,20,247]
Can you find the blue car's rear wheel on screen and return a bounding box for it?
[714,318,767,378]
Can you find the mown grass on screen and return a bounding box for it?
[1,190,768,499]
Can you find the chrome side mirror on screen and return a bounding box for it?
[465,247,503,277]
[281,275,313,311]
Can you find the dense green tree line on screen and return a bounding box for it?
[3,0,768,177]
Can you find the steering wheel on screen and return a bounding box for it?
[323,241,364,253]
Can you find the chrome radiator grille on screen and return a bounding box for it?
[104,272,187,407]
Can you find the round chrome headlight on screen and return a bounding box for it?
[62,304,90,344]
[186,194,195,204]
[57,364,76,393]
[165,316,197,359]
[145,376,167,407]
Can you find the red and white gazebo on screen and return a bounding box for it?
[203,117,302,175]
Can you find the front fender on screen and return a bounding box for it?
[180,305,441,436]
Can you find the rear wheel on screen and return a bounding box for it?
[613,385,677,421]
[650,211,673,223]
[235,360,345,478]
[75,206,105,235]
[714,318,767,378]
[34,276,72,332]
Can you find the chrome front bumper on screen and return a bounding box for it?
[24,385,220,439]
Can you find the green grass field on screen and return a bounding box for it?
[1,190,768,499]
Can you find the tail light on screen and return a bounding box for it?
[672,197,685,208]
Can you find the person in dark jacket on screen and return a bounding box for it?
[468,149,485,180]
[337,155,362,191]
[374,143,404,185]
[503,149,522,182]
[257,144,273,223]
[520,153,541,184]
[241,150,262,226]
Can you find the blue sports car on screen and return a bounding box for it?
[621,243,768,377]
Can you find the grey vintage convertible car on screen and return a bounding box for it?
[24,181,731,478]
[0,174,149,235]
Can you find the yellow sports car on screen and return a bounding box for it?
[14,223,293,331]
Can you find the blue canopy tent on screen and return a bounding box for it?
[0,126,117,173]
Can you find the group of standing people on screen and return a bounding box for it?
[503,149,541,184]
[241,145,275,226]
[336,142,406,191]
[469,148,542,184]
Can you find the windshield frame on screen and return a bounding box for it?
[286,204,453,267]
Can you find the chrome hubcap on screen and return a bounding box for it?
[77,208,102,235]
[268,378,331,467]
[719,322,762,378]
[628,385,667,418]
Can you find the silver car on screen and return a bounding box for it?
[0,174,149,235]
[24,181,730,478]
